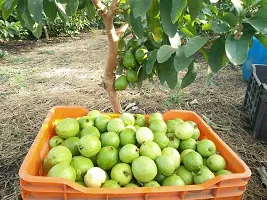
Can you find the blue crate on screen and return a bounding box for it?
[242,37,267,81]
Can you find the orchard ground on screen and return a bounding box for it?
[0,30,267,199]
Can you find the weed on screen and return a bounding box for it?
[164,90,186,107]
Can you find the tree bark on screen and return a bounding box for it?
[91,0,123,113]
[43,26,49,40]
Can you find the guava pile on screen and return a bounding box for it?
[43,110,233,188]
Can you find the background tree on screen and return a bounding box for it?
[1,0,267,112]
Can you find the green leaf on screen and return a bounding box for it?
[184,36,208,58]
[132,0,152,19]
[130,13,144,39]
[147,0,162,42]
[230,0,243,14]
[125,38,134,51]
[129,0,144,39]
[223,13,237,27]
[32,23,43,38]
[2,0,18,20]
[225,33,252,65]
[212,21,230,33]
[180,62,197,89]
[255,34,267,48]
[137,66,149,88]
[243,0,255,6]
[162,32,171,45]
[199,48,208,62]
[246,7,267,34]
[171,0,187,23]
[57,0,67,3]
[56,0,69,22]
[174,47,194,72]
[180,27,194,38]
[210,5,218,15]
[66,0,79,16]
[16,0,26,16]
[182,14,197,36]
[182,15,197,37]
[160,0,178,38]
[158,55,178,89]
[0,0,5,10]
[202,7,212,16]
[242,23,256,38]
[123,8,130,23]
[85,0,95,20]
[146,49,158,74]
[208,38,228,73]
[258,0,267,6]
[187,0,203,21]
[157,45,176,63]
[147,33,161,49]
[44,0,58,21]
[21,9,42,38]
[27,0,43,23]
[202,23,212,31]
[3,0,15,10]
[118,38,126,51]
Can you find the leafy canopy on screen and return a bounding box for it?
[1,0,267,89]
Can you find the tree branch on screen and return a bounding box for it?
[117,23,129,38]
[91,0,108,15]
[110,0,120,15]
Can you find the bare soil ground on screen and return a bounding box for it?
[0,31,267,200]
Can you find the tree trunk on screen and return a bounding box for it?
[43,26,49,40]
[102,16,122,113]
[91,0,123,113]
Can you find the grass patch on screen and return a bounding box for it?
[6,55,31,64]
[0,73,10,84]
[0,67,29,89]
[38,50,55,55]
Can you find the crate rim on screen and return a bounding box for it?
[19,106,252,194]
[252,64,267,89]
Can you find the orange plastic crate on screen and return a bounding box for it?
[19,106,251,200]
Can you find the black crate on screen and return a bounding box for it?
[244,64,267,143]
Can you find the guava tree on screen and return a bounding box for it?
[1,0,267,112]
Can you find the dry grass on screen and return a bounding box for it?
[0,32,267,200]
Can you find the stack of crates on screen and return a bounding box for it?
[244,64,267,142]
